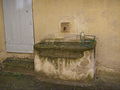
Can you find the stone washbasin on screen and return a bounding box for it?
[34,39,96,59]
[34,36,96,81]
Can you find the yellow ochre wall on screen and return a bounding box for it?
[33,0,120,73]
[0,0,5,52]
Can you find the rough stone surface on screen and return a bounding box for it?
[2,58,34,73]
[34,50,95,81]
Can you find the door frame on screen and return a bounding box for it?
[3,0,35,53]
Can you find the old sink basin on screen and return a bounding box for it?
[34,39,96,59]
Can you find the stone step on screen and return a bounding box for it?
[1,57,34,73]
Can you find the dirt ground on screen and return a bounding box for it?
[0,58,120,90]
[0,71,120,90]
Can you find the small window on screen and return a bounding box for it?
[61,22,71,33]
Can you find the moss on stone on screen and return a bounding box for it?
[34,39,96,59]
[2,58,34,72]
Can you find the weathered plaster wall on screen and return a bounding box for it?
[0,0,6,61]
[33,0,120,78]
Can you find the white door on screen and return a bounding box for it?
[3,0,34,53]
